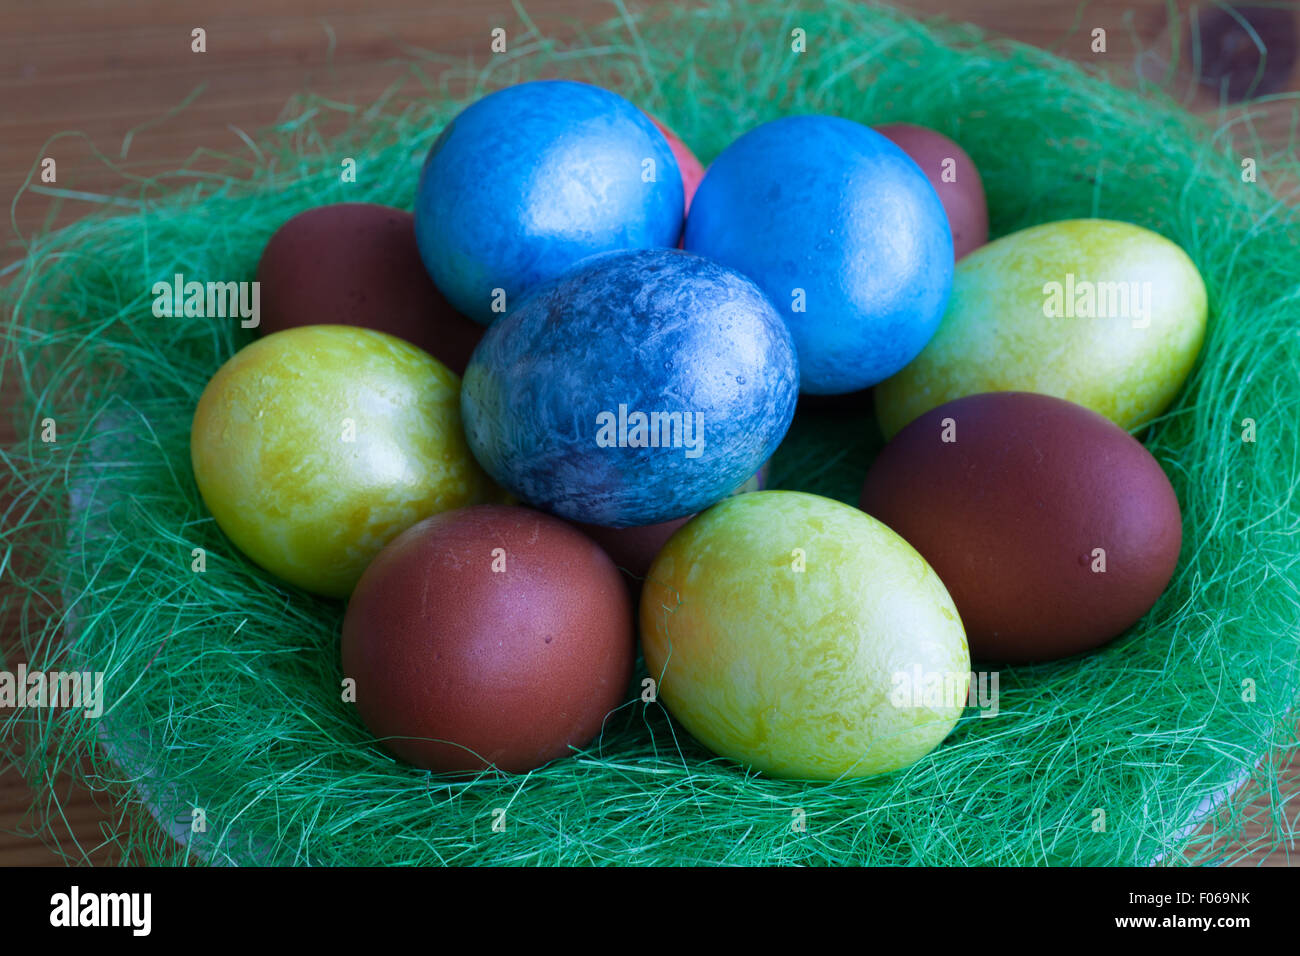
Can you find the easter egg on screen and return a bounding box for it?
[683,114,953,394]
[462,248,798,526]
[641,491,970,780]
[647,114,705,214]
[414,80,684,325]
[574,460,769,583]
[191,326,497,598]
[875,124,988,259]
[860,392,1183,663]
[874,219,1207,438]
[574,517,688,583]
[342,505,634,774]
[256,203,484,376]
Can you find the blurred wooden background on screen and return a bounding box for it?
[1,0,1297,865]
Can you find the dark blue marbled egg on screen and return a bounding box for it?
[684,114,953,395]
[414,80,684,325]
[461,249,798,526]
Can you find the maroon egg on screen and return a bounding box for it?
[574,516,690,582]
[256,202,484,375]
[573,461,770,586]
[341,505,634,773]
[859,392,1182,663]
[875,124,988,260]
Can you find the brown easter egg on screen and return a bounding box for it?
[573,460,769,585]
[256,202,484,375]
[341,505,634,773]
[859,392,1182,663]
[574,516,691,582]
[648,115,705,215]
[875,124,988,260]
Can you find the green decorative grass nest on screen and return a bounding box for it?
[3,0,1298,865]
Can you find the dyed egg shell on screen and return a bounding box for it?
[647,114,705,214]
[874,219,1207,439]
[191,326,497,598]
[414,80,683,325]
[684,114,953,394]
[462,248,798,527]
[860,392,1183,663]
[342,505,634,774]
[576,517,688,583]
[575,460,769,583]
[875,124,988,260]
[256,203,484,376]
[641,491,969,780]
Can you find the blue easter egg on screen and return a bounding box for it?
[414,80,684,325]
[461,248,798,526]
[684,115,954,394]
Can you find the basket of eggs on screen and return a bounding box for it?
[4,0,1297,866]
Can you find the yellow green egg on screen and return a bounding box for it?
[874,219,1207,438]
[640,490,969,780]
[191,325,499,598]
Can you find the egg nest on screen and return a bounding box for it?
[3,0,1299,866]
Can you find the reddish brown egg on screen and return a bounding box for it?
[341,505,634,774]
[859,392,1182,663]
[574,516,690,583]
[648,115,705,215]
[875,123,988,260]
[256,202,484,375]
[573,461,769,587]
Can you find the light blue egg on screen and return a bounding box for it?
[685,114,953,394]
[415,80,684,325]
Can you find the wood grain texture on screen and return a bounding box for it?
[1,0,1296,866]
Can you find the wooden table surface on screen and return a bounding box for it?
[1,0,1297,866]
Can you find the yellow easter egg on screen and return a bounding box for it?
[875,219,1207,438]
[191,325,498,598]
[640,490,970,780]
